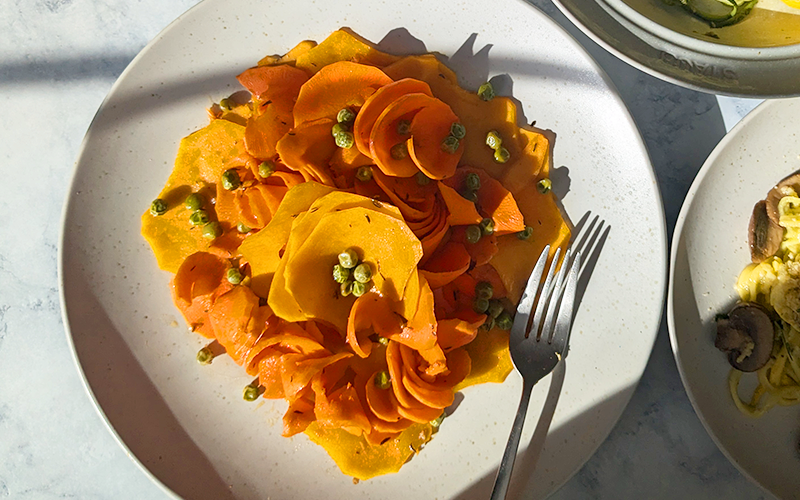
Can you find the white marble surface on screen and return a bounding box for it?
[0,0,777,498]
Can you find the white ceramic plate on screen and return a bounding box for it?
[669,98,800,500]
[59,0,666,498]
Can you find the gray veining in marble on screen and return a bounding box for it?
[0,0,778,498]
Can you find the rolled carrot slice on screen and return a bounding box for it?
[244,105,292,160]
[365,373,404,423]
[387,275,437,351]
[275,118,337,186]
[292,61,392,126]
[445,168,525,235]
[171,252,234,339]
[406,101,462,180]
[401,370,454,409]
[370,93,438,178]
[436,316,485,352]
[236,63,309,115]
[437,182,482,226]
[420,241,471,289]
[347,292,404,358]
[396,403,444,424]
[282,391,316,437]
[353,78,433,156]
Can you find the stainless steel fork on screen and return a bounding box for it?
[489,244,582,500]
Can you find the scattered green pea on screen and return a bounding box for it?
[496,311,513,330]
[391,142,408,160]
[150,198,167,216]
[441,135,460,154]
[374,370,391,389]
[333,264,350,284]
[377,336,389,346]
[430,413,445,428]
[356,166,373,182]
[537,178,552,194]
[227,267,243,285]
[340,281,354,297]
[184,193,203,211]
[465,172,481,191]
[396,119,411,135]
[242,384,260,401]
[415,172,431,186]
[494,147,510,164]
[221,169,241,190]
[352,281,367,297]
[189,209,209,227]
[478,82,495,101]
[196,346,214,365]
[258,161,275,178]
[219,97,232,110]
[481,316,496,331]
[332,122,349,137]
[460,189,478,203]
[450,122,466,140]
[473,297,490,314]
[353,263,372,283]
[335,131,355,149]
[465,225,482,244]
[338,248,359,269]
[479,218,495,236]
[237,222,251,234]
[337,107,356,125]
[485,130,502,150]
[202,221,222,240]
[487,300,504,319]
[475,281,494,300]
[517,226,533,240]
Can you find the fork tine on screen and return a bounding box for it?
[538,248,573,343]
[550,250,582,353]
[510,245,549,345]
[530,247,561,340]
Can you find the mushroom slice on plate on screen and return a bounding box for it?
[715,302,774,372]
[749,200,783,263]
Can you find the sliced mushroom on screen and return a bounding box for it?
[766,171,800,225]
[749,199,783,263]
[715,302,774,372]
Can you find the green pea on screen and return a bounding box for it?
[517,226,533,240]
[337,107,356,125]
[537,178,552,194]
[390,142,408,160]
[258,161,275,178]
[237,222,251,234]
[352,281,367,297]
[473,297,489,314]
[184,193,203,211]
[376,336,389,346]
[494,147,510,164]
[450,122,466,140]
[486,130,502,150]
[353,263,372,283]
[487,300,504,319]
[242,384,260,401]
[479,218,495,236]
[356,166,373,182]
[481,316,496,331]
[219,97,232,110]
[333,264,350,284]
[441,135,460,154]
[332,122,349,137]
[150,198,167,216]
[460,189,478,202]
[196,346,214,365]
[465,225,482,244]
[478,82,495,101]
[221,169,241,190]
[415,172,431,186]
[336,250,357,270]
[465,172,481,191]
[202,221,222,240]
[189,209,209,227]
[340,280,354,297]
[227,267,243,285]
[430,413,445,428]
[374,370,391,389]
[396,119,411,135]
[475,281,494,300]
[496,311,513,330]
[335,131,355,149]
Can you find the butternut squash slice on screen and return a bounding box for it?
[293,28,400,75]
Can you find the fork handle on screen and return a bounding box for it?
[490,378,536,500]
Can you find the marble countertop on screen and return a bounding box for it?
[0,0,773,498]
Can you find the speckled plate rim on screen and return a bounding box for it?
[667,98,800,499]
[57,0,667,498]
